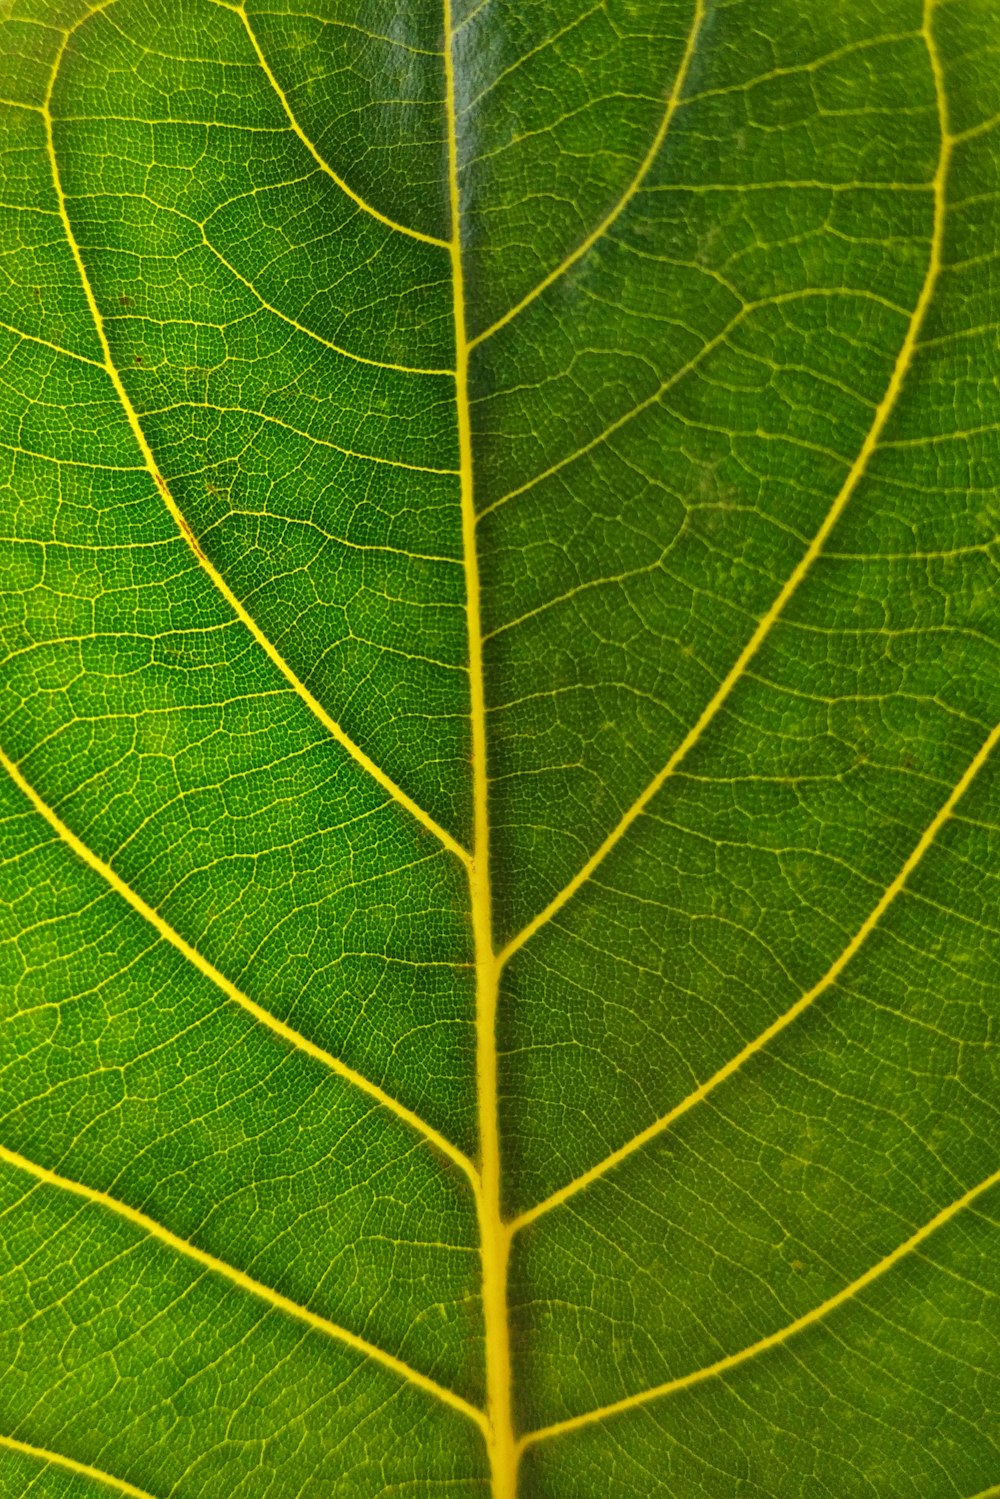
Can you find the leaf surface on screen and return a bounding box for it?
[1,0,1000,1495]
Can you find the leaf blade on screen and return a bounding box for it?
[3,0,1000,1493]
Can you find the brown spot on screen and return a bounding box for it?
[176,513,205,557]
[134,354,143,365]
[119,295,134,308]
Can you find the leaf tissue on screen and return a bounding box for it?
[2,0,1000,1494]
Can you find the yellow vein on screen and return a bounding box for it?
[253,6,444,59]
[0,318,103,369]
[477,305,755,523]
[0,1433,159,1499]
[211,0,450,250]
[453,0,494,37]
[458,3,603,118]
[135,400,459,477]
[41,26,468,868]
[468,0,706,350]
[0,440,144,474]
[0,1142,486,1431]
[681,30,920,106]
[499,1,952,967]
[443,1,517,1493]
[0,743,477,1190]
[519,1159,1000,1451]
[511,714,1000,1232]
[199,235,454,376]
[952,109,1000,146]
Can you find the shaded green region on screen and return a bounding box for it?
[245,0,451,243]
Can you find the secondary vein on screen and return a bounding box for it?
[468,0,706,349]
[518,1158,1000,1450]
[41,13,469,868]
[498,0,953,967]
[0,1433,160,1499]
[212,0,450,250]
[198,233,456,376]
[510,713,1000,1232]
[0,742,478,1189]
[0,1142,486,1431]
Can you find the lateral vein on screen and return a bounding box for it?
[468,0,706,349]
[211,0,450,250]
[477,302,755,523]
[0,1142,486,1431]
[41,20,469,868]
[0,743,478,1189]
[499,3,952,966]
[200,234,455,376]
[0,1434,159,1499]
[0,318,104,369]
[510,715,1000,1232]
[519,1159,1000,1450]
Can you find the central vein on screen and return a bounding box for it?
[442,5,517,1494]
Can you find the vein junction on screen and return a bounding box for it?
[517,1158,1000,1450]
[0,1141,486,1428]
[0,743,475,1186]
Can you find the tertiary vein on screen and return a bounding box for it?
[0,317,103,369]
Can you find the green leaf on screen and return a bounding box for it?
[1,0,999,1495]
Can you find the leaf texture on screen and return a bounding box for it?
[1,0,1000,1495]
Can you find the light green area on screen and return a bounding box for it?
[2,0,1000,1495]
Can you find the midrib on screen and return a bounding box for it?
[441,4,518,1495]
